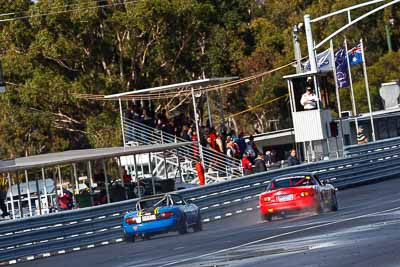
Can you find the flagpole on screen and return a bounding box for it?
[330,39,345,155]
[360,38,376,142]
[344,37,360,135]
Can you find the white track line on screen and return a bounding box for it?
[162,205,400,266]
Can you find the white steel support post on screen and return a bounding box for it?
[7,173,15,219]
[41,168,49,213]
[360,39,376,142]
[16,173,23,217]
[133,155,141,198]
[24,170,32,217]
[206,91,212,127]
[35,177,42,215]
[148,153,156,195]
[119,98,126,147]
[57,166,63,196]
[304,15,317,73]
[72,163,79,193]
[191,87,205,168]
[344,38,359,134]
[117,157,127,200]
[87,161,94,206]
[102,160,111,204]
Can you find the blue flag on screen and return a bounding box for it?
[348,43,363,65]
[303,49,333,72]
[335,47,350,88]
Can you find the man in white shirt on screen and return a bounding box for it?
[300,87,318,110]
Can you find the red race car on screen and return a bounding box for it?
[259,172,338,222]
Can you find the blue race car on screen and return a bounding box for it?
[122,193,202,242]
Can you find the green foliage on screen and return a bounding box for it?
[0,0,399,159]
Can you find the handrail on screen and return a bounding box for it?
[123,117,241,164]
[122,118,242,178]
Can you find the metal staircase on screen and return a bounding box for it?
[122,118,243,183]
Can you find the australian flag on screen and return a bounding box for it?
[335,47,350,88]
[348,43,363,65]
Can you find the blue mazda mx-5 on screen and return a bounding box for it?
[122,193,202,242]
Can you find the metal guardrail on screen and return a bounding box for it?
[1,142,400,263]
[344,136,400,157]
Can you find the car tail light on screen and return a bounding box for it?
[160,211,174,219]
[300,191,314,197]
[125,217,137,224]
[263,196,272,202]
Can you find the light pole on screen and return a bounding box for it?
[385,18,395,52]
[292,23,303,74]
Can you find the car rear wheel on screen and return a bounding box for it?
[123,233,135,243]
[178,217,189,235]
[261,213,272,222]
[330,193,338,212]
[193,215,203,232]
[141,233,151,240]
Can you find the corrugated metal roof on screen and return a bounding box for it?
[0,142,191,172]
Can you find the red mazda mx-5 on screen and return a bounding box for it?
[259,172,338,221]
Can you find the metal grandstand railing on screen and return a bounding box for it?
[122,118,243,182]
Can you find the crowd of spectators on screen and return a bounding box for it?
[126,103,295,175]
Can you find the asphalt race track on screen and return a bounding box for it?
[17,177,400,267]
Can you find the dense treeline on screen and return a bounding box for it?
[0,0,398,159]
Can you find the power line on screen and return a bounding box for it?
[0,0,140,23]
[1,0,107,17]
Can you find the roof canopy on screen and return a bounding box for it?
[283,71,317,80]
[104,77,238,100]
[0,142,191,173]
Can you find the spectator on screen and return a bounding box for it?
[58,188,74,210]
[0,187,10,218]
[236,133,247,157]
[248,135,259,154]
[254,153,267,173]
[206,137,213,150]
[123,169,132,184]
[215,132,224,153]
[245,135,257,163]
[191,130,198,158]
[181,126,192,141]
[300,87,318,110]
[357,127,368,145]
[241,153,253,175]
[264,150,272,165]
[287,149,300,166]
[226,137,236,158]
[270,150,277,163]
[208,127,217,150]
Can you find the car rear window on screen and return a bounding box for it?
[270,176,315,189]
[137,197,166,209]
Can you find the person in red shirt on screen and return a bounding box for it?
[208,129,217,151]
[241,153,253,176]
[123,170,132,184]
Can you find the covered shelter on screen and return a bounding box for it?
[104,77,238,166]
[0,142,191,220]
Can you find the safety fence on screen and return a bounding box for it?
[1,137,400,264]
[123,117,243,182]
